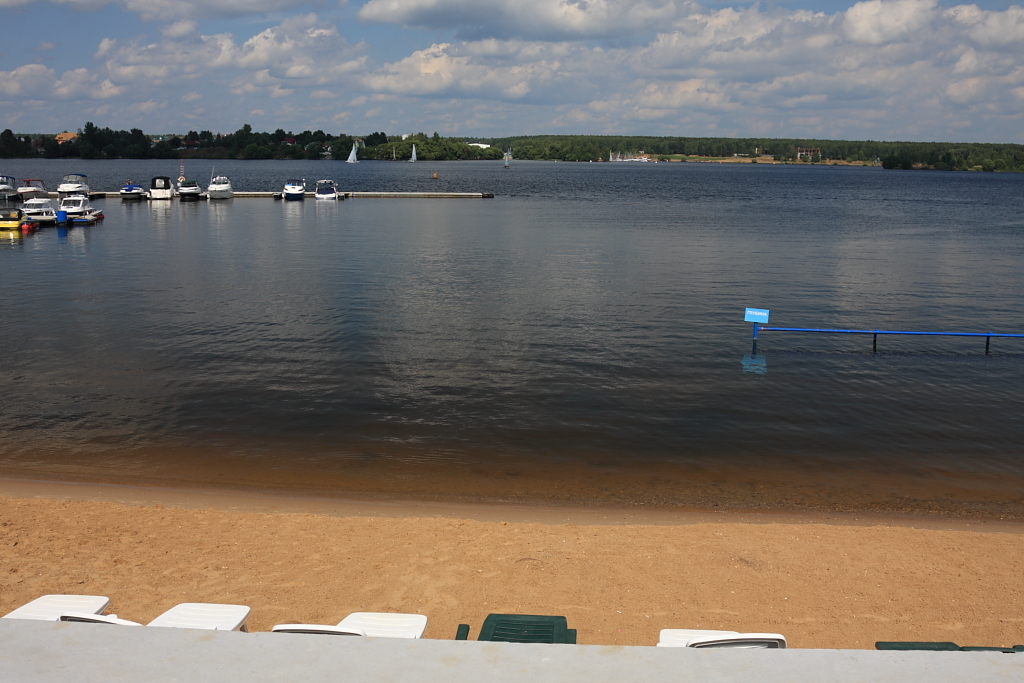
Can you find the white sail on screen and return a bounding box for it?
[410,144,417,162]
[346,143,358,164]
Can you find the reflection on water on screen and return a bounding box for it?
[742,355,768,374]
[282,198,305,231]
[1,161,1024,514]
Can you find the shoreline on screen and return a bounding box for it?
[2,475,1022,533]
[4,483,1024,648]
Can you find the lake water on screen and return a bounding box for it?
[2,159,1024,516]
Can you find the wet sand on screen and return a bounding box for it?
[5,442,1024,519]
[3,478,1024,649]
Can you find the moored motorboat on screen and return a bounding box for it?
[177,161,202,200]
[314,179,338,200]
[207,174,233,199]
[178,179,202,200]
[17,179,47,200]
[0,175,17,201]
[0,207,25,228]
[149,176,174,200]
[59,194,103,221]
[120,179,146,199]
[283,179,306,200]
[21,197,56,223]
[57,173,90,198]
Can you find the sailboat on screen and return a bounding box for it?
[392,146,396,161]
[346,143,358,164]
[409,144,417,163]
[503,147,512,169]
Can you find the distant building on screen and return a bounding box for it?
[55,132,78,145]
[468,143,490,149]
[796,147,821,160]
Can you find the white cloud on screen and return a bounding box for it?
[0,64,55,97]
[161,20,197,38]
[181,91,202,101]
[359,0,692,40]
[843,0,936,44]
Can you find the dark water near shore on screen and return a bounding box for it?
[2,159,1024,515]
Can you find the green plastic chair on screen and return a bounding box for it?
[877,642,1024,652]
[455,614,577,644]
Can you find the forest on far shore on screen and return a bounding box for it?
[2,123,1022,172]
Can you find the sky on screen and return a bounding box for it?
[0,0,1022,142]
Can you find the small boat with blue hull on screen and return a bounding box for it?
[283,179,306,200]
[120,179,146,199]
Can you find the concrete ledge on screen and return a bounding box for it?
[1,619,1021,682]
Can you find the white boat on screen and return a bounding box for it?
[58,195,104,222]
[177,162,202,199]
[57,173,90,198]
[21,198,56,222]
[178,179,202,199]
[17,179,48,200]
[346,143,358,164]
[120,179,146,199]
[409,144,417,163]
[314,179,338,200]
[283,179,306,200]
[207,174,233,199]
[0,175,16,200]
[149,176,174,200]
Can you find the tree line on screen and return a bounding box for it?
[0,123,501,162]
[2,125,1022,170]
[475,135,1024,171]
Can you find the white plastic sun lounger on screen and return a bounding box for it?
[273,612,427,639]
[2,595,110,621]
[339,613,427,638]
[147,603,251,631]
[59,612,141,626]
[658,629,787,648]
[271,625,366,636]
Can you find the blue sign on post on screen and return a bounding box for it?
[744,308,770,323]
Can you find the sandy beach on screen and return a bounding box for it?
[3,480,1024,649]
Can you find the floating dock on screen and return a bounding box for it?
[82,191,494,199]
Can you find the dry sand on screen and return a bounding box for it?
[3,486,1024,649]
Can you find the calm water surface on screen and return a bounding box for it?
[2,159,1023,515]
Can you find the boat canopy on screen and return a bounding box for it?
[61,173,88,182]
[0,175,15,184]
[0,208,22,219]
[151,176,172,189]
